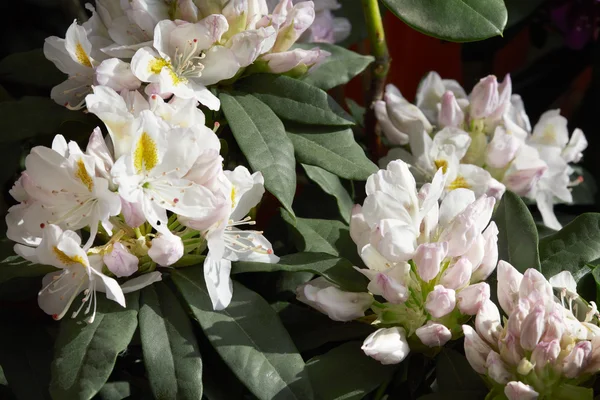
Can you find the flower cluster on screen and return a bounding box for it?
[44,0,330,109]
[297,160,499,364]
[464,262,600,399]
[377,72,588,229]
[6,84,279,322]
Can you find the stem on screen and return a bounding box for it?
[362,0,390,161]
[134,228,142,239]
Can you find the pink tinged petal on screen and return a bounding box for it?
[563,340,592,378]
[425,285,456,318]
[497,260,523,315]
[489,74,512,120]
[457,282,490,315]
[469,75,499,119]
[373,219,418,262]
[120,271,162,293]
[438,91,465,128]
[519,269,554,305]
[499,333,524,366]
[486,126,521,169]
[367,270,408,304]
[440,257,472,290]
[103,242,139,277]
[415,322,452,348]
[471,221,498,282]
[531,340,560,373]
[462,325,492,374]
[375,100,409,146]
[463,234,485,273]
[413,242,448,282]
[486,351,512,384]
[95,58,141,91]
[148,233,184,266]
[475,300,501,344]
[120,198,145,228]
[504,381,539,400]
[349,205,370,252]
[204,256,233,310]
[519,303,545,350]
[362,327,410,365]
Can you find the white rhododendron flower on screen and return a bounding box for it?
[298,160,499,364]
[377,72,587,229]
[463,261,600,399]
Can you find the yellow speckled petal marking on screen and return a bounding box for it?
[75,43,92,67]
[230,187,236,209]
[53,246,87,267]
[434,159,448,174]
[134,132,159,174]
[148,57,171,75]
[75,159,94,192]
[448,176,470,190]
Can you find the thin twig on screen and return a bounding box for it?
[362,0,390,161]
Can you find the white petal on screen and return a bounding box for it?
[121,272,163,293]
[204,256,233,310]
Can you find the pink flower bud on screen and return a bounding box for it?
[120,197,145,228]
[471,222,498,282]
[438,91,465,128]
[103,242,139,277]
[148,233,184,266]
[520,269,554,306]
[366,268,409,304]
[504,381,539,400]
[440,257,472,290]
[531,340,560,373]
[457,282,490,315]
[413,242,448,282]
[362,327,410,365]
[425,285,456,318]
[486,351,512,384]
[563,341,592,378]
[462,325,492,374]
[470,75,499,119]
[415,321,452,348]
[542,306,565,342]
[584,337,600,374]
[263,47,329,74]
[520,304,546,350]
[476,300,501,344]
[499,333,524,366]
[486,126,521,169]
[374,99,409,146]
[497,261,523,315]
[507,301,529,338]
[463,234,485,272]
[272,2,315,52]
[489,74,512,121]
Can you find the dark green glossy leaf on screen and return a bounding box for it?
[220,92,296,217]
[139,282,203,400]
[504,0,546,27]
[295,43,373,91]
[287,125,377,181]
[235,74,353,126]
[381,0,507,42]
[96,382,132,400]
[302,164,353,224]
[435,349,486,392]
[492,191,541,273]
[0,49,64,88]
[0,251,57,284]
[307,341,397,400]
[232,252,367,292]
[50,293,139,400]
[171,267,314,400]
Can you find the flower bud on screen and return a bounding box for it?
[531,340,560,372]
[365,266,409,304]
[372,219,418,262]
[520,269,554,306]
[385,90,433,138]
[374,100,409,145]
[503,145,547,196]
[457,282,489,315]
[438,91,464,128]
[413,242,448,282]
[507,301,529,338]
[297,277,373,322]
[463,234,484,273]
[497,261,523,315]
[463,325,492,374]
[272,2,315,52]
[563,341,592,378]
[148,233,184,266]
[103,242,138,277]
[486,351,512,384]
[471,222,498,282]
[520,304,546,350]
[489,74,512,121]
[499,333,524,366]
[476,300,501,344]
[486,126,521,169]
[425,285,456,318]
[543,306,565,342]
[362,327,410,365]
[262,47,329,74]
[504,381,539,400]
[349,205,370,251]
[120,198,145,228]
[415,321,452,348]
[470,76,499,119]
[584,337,600,374]
[440,257,472,290]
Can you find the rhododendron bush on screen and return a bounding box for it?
[1,0,600,399]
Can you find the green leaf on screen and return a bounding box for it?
[504,0,545,27]
[287,125,377,181]
[274,302,375,352]
[346,98,366,127]
[539,214,600,280]
[302,164,353,224]
[280,209,363,267]
[50,293,139,400]
[97,382,133,400]
[139,282,203,400]
[220,92,296,217]
[295,43,374,91]
[171,267,314,400]
[307,341,397,400]
[492,191,541,273]
[0,248,57,284]
[381,0,507,42]
[232,252,368,292]
[235,74,353,126]
[0,49,65,88]
[435,349,487,392]
[0,97,97,142]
